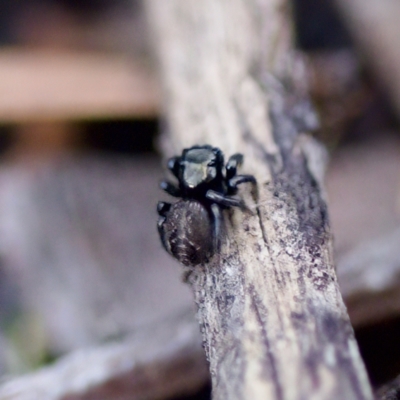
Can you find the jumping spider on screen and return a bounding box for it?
[157,145,256,266]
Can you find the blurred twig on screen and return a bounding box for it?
[0,310,207,400]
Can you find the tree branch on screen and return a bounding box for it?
[146,1,373,399]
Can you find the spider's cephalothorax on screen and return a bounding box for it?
[157,145,256,266]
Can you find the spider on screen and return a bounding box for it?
[157,144,256,266]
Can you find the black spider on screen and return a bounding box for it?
[157,144,256,266]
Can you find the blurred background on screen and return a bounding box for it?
[0,0,194,378]
[0,0,398,398]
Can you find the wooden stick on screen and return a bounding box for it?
[145,1,373,399]
[0,310,207,400]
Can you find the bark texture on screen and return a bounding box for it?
[375,374,400,400]
[146,1,373,399]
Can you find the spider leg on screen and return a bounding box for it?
[228,174,256,191]
[167,156,181,179]
[157,201,171,216]
[157,201,172,253]
[228,174,259,204]
[210,203,223,254]
[225,153,243,180]
[160,180,182,197]
[206,189,245,209]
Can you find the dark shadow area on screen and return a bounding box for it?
[292,0,352,50]
[81,118,159,155]
[356,317,400,386]
[169,383,211,400]
[0,126,15,156]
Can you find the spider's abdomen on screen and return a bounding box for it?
[159,199,214,266]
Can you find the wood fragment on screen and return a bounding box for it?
[0,49,159,123]
[145,1,373,399]
[338,228,400,327]
[0,310,207,400]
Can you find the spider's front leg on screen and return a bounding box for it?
[160,156,183,197]
[160,180,182,197]
[157,201,171,216]
[157,201,172,252]
[228,174,257,192]
[225,153,243,181]
[225,153,257,198]
[210,203,223,253]
[206,190,246,209]
[228,174,259,206]
[167,156,181,179]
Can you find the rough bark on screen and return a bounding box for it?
[375,374,400,400]
[145,1,373,399]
